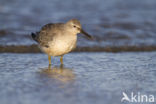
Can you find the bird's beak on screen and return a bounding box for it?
[81,29,93,39]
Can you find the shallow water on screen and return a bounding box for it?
[0,0,156,46]
[0,52,156,104]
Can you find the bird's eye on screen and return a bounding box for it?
[73,25,76,28]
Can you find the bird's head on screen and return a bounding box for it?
[66,19,93,39]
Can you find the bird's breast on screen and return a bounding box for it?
[44,34,77,56]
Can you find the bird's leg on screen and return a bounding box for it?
[60,55,63,65]
[48,64,51,69]
[60,63,64,68]
[48,55,51,67]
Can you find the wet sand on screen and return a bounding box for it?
[0,52,156,104]
[1,45,156,53]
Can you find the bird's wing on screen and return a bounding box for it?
[37,23,57,47]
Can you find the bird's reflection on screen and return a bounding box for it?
[40,65,75,83]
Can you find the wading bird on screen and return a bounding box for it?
[31,19,92,66]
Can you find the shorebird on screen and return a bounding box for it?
[31,19,92,66]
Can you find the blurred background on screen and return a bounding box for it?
[0,0,156,50]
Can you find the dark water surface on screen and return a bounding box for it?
[0,0,156,47]
[0,52,156,104]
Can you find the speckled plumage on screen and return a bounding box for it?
[32,19,81,56]
[31,19,92,65]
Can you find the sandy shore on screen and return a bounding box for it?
[1,45,156,53]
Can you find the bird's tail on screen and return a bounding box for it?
[31,32,38,42]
